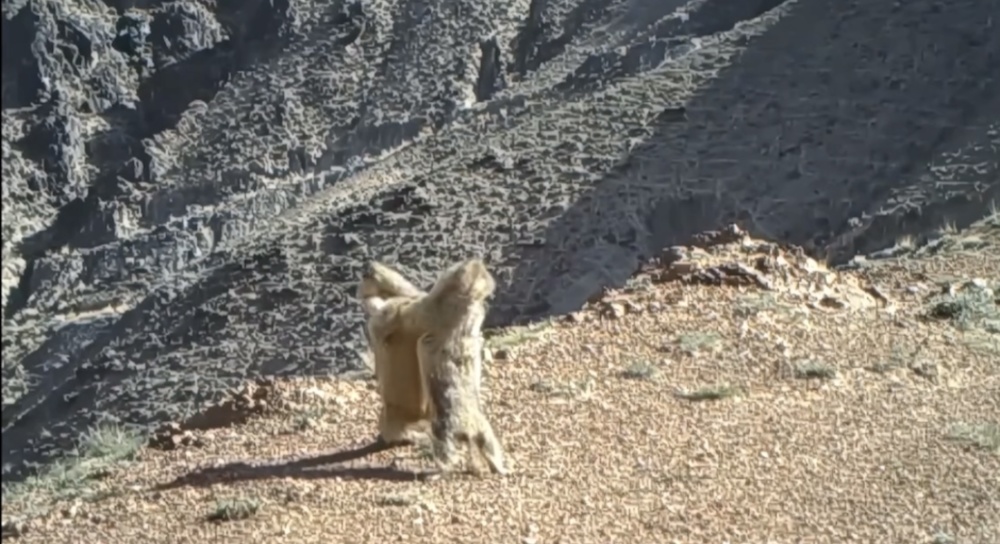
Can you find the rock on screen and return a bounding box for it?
[2,518,30,538]
[149,422,205,451]
[603,302,626,319]
[565,312,587,324]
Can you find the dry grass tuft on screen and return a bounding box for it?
[946,423,1000,453]
[673,384,743,402]
[676,331,722,354]
[207,497,261,522]
[486,320,553,350]
[2,423,142,505]
[791,360,838,380]
[619,360,660,380]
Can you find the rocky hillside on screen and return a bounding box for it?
[2,222,997,543]
[2,0,998,485]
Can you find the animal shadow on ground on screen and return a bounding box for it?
[154,440,434,491]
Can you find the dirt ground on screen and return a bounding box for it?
[3,219,997,544]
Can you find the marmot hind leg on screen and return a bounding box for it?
[378,401,432,446]
[357,261,432,452]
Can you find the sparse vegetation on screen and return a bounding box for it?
[945,422,999,452]
[962,333,1000,357]
[487,321,553,349]
[673,384,742,402]
[207,497,261,522]
[375,492,420,507]
[867,348,907,374]
[414,439,436,460]
[2,423,142,504]
[623,274,654,293]
[290,407,325,433]
[937,220,959,236]
[895,235,915,249]
[930,531,957,544]
[733,293,780,318]
[529,378,594,399]
[619,361,659,380]
[677,331,722,354]
[791,360,837,380]
[927,282,999,331]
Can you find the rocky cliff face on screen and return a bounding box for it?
[2,0,997,480]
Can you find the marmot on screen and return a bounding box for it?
[358,259,507,475]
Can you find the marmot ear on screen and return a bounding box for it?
[361,296,389,315]
[362,261,381,280]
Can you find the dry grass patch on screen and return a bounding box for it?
[926,282,999,332]
[486,320,553,351]
[790,359,837,380]
[733,293,784,318]
[866,348,910,374]
[287,407,327,433]
[673,384,743,402]
[618,360,660,380]
[676,330,722,354]
[374,491,423,508]
[962,333,1000,357]
[207,496,261,522]
[528,377,595,399]
[930,532,958,544]
[945,422,1000,453]
[2,423,142,506]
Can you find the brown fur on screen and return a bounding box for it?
[359,259,507,475]
[419,259,506,475]
[357,261,431,446]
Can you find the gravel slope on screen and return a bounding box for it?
[2,222,997,543]
[2,0,998,483]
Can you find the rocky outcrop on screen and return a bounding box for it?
[2,0,997,481]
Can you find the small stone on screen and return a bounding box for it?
[62,504,80,518]
[2,519,29,538]
[819,295,847,309]
[604,302,626,319]
[302,387,328,399]
[909,360,939,382]
[566,312,587,323]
